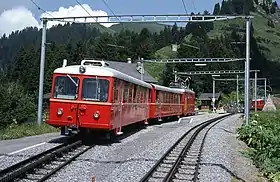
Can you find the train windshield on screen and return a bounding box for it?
[53,76,79,100]
[82,78,109,102]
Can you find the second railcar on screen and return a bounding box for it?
[149,84,183,121]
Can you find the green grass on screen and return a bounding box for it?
[237,111,280,181]
[157,10,280,61]
[144,62,165,83]
[0,122,59,140]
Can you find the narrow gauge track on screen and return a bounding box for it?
[140,113,234,182]
[0,137,94,182]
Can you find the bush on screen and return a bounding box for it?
[0,122,58,140]
[0,82,36,127]
[237,111,280,181]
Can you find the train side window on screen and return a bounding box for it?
[123,81,129,103]
[156,91,160,103]
[128,83,133,103]
[133,84,137,103]
[141,87,144,103]
[136,85,140,103]
[143,88,147,102]
[148,89,151,102]
[113,79,119,103]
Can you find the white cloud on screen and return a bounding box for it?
[0,6,39,37]
[41,4,116,29]
[0,4,115,37]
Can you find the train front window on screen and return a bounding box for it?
[82,78,109,102]
[53,76,79,100]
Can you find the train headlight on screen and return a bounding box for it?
[93,111,100,119]
[57,108,63,116]
[79,66,86,73]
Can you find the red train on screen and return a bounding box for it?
[46,60,195,136]
[251,99,265,111]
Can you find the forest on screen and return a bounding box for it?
[0,0,280,126]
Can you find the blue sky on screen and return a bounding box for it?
[30,0,222,19]
[1,0,280,36]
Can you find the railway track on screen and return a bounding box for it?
[0,138,94,182]
[140,113,234,182]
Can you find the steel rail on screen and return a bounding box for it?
[0,137,93,182]
[140,113,233,182]
[0,137,76,178]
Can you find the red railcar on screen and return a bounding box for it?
[47,60,152,135]
[149,84,183,121]
[47,59,197,136]
[251,99,265,111]
[173,88,196,116]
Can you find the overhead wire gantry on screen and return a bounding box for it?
[37,13,254,125]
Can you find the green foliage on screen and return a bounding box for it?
[237,111,280,180]
[0,81,37,126]
[0,122,58,140]
[110,23,165,33]
[220,91,244,105]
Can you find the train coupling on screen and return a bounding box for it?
[60,126,79,136]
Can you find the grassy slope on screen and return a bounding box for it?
[155,10,280,61]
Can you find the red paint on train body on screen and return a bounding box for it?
[251,99,265,111]
[46,60,196,135]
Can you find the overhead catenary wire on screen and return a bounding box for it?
[29,0,54,18]
[75,0,108,32]
[29,0,75,23]
[181,0,188,14]
[101,0,125,29]
[191,0,197,13]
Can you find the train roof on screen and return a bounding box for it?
[171,88,195,94]
[54,64,152,89]
[151,84,184,94]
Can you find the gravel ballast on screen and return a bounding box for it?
[45,113,223,182]
[198,114,267,182]
[0,137,68,170]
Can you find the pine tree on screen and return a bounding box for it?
[213,3,221,15]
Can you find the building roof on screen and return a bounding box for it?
[198,92,222,101]
[106,61,158,83]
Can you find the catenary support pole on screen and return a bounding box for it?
[245,18,251,125]
[37,20,47,125]
[254,71,257,112]
[174,70,178,83]
[212,79,215,111]
[237,74,239,104]
[141,59,144,81]
[264,78,267,103]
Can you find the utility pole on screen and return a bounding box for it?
[174,70,178,83]
[37,20,47,125]
[254,71,257,112]
[237,74,239,104]
[264,78,267,102]
[140,57,144,81]
[245,18,251,125]
[212,79,215,111]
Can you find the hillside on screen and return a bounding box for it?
[110,22,166,33]
[156,9,280,61]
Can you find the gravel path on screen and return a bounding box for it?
[45,113,224,182]
[198,114,268,182]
